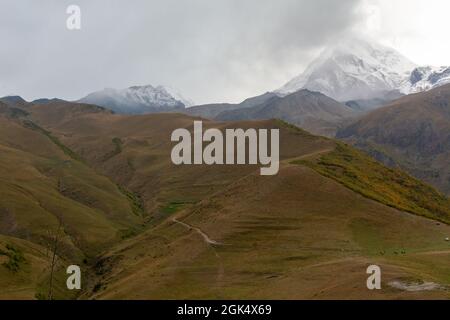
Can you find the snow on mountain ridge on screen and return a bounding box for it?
[162,85,195,107]
[79,84,194,114]
[400,66,450,94]
[122,85,185,107]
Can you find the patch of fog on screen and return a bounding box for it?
[388,280,445,292]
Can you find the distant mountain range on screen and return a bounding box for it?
[185,92,279,119]
[64,39,446,125]
[65,38,450,141]
[179,38,450,139]
[217,90,356,137]
[184,90,356,137]
[78,85,193,114]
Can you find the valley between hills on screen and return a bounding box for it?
[1,97,450,299]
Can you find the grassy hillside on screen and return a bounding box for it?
[0,235,49,299]
[28,105,336,214]
[337,83,450,195]
[0,110,143,299]
[2,100,450,299]
[87,162,450,299]
[294,143,450,224]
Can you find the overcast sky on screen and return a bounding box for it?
[1,0,450,104]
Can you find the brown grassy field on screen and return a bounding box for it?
[1,100,450,299]
[85,157,450,299]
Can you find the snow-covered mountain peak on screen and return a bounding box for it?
[277,37,417,101]
[78,85,194,114]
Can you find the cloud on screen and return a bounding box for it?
[0,0,364,104]
[356,0,450,66]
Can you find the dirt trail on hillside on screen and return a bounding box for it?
[172,218,223,246]
[284,148,334,165]
[172,217,225,282]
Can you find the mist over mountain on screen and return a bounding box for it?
[78,85,193,114]
[276,37,450,103]
[276,37,416,101]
